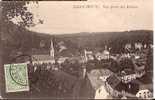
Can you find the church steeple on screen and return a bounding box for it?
[50,39,54,58]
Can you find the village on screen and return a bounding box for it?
[1,27,153,99]
[22,39,153,99]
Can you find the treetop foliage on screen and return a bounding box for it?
[2,1,38,27]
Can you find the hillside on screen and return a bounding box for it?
[1,23,153,63]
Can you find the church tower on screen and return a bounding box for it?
[50,39,55,58]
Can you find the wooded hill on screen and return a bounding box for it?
[2,22,153,63]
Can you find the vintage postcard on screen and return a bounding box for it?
[0,0,153,99]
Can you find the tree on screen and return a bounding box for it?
[1,1,39,47]
[1,1,42,63]
[2,1,39,27]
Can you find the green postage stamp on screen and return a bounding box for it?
[4,63,29,92]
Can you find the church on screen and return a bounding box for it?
[31,39,55,65]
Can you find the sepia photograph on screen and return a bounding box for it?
[0,0,153,99]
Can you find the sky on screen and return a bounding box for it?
[27,0,153,34]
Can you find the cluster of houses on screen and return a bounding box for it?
[30,37,152,66]
[28,39,152,99]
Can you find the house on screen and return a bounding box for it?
[106,74,139,98]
